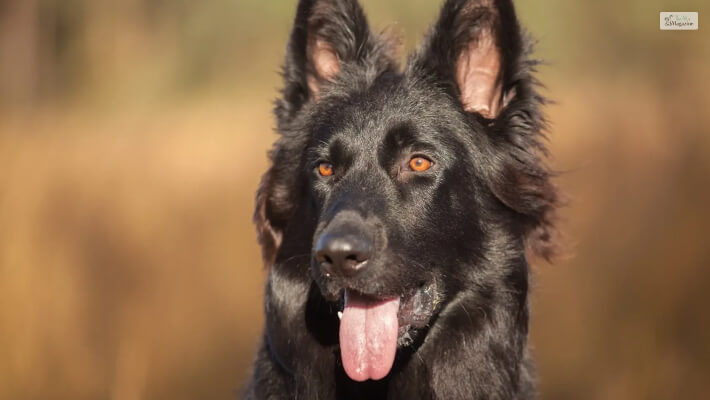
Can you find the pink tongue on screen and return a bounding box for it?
[339,290,400,382]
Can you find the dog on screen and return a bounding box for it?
[245,0,559,398]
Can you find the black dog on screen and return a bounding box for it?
[246,0,559,398]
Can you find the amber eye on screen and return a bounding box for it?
[409,156,432,172]
[318,162,334,177]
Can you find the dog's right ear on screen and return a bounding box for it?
[257,0,398,266]
[275,0,398,125]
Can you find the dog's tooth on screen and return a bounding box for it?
[337,311,343,320]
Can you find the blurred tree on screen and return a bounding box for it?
[37,0,86,98]
[0,0,86,106]
[0,0,40,105]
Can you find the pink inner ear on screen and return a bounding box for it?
[307,37,341,97]
[456,34,504,118]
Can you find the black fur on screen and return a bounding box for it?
[246,0,559,398]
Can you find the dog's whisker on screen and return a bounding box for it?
[278,253,311,264]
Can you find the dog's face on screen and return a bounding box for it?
[255,0,557,383]
[305,77,480,324]
[305,79,478,363]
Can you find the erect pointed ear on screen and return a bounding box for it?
[411,0,522,118]
[412,1,562,261]
[275,0,398,124]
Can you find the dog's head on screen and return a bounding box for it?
[255,0,558,382]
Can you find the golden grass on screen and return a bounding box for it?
[0,100,274,399]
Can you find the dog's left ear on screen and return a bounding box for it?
[412,0,561,261]
[410,0,521,118]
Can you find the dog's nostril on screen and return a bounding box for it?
[315,231,372,277]
[343,256,361,270]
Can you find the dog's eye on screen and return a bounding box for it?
[409,156,432,172]
[318,162,334,177]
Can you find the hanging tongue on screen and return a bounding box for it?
[339,289,400,382]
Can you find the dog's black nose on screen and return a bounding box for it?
[315,232,371,277]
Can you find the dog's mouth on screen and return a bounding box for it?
[336,282,439,382]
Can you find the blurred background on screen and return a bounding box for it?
[0,0,708,399]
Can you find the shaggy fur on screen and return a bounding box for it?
[245,0,559,398]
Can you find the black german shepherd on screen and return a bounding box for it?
[246,0,559,398]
